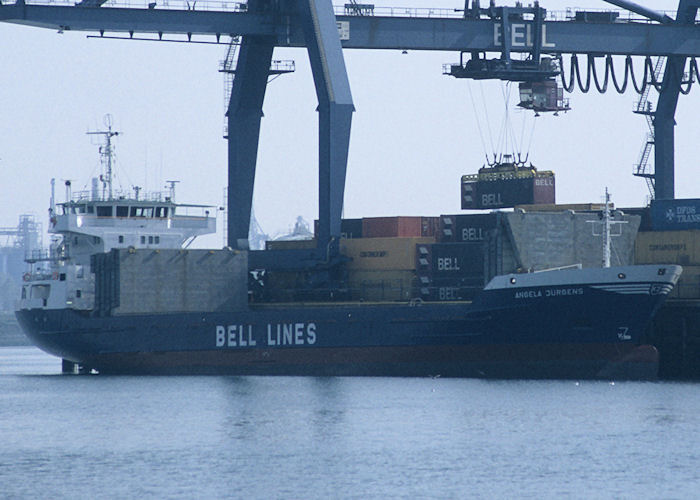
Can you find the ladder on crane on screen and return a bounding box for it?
[632,56,666,200]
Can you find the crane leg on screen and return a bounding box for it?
[298,0,355,252]
[226,35,274,249]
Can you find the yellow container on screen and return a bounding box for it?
[635,230,700,265]
[347,269,416,301]
[340,237,435,271]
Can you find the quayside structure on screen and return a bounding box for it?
[1,0,700,278]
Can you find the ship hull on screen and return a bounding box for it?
[16,266,678,379]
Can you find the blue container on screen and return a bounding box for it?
[650,199,700,231]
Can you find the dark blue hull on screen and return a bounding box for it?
[16,276,672,379]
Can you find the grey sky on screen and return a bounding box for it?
[0,0,697,248]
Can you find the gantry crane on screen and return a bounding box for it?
[1,0,699,273]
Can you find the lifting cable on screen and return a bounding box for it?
[558,54,700,95]
[466,81,539,166]
[479,82,497,162]
[497,82,536,165]
[465,81,492,165]
[495,83,514,159]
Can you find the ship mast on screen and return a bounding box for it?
[603,187,611,268]
[87,114,119,200]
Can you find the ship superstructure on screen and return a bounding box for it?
[19,122,216,312]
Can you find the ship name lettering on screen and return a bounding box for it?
[266,322,317,346]
[545,288,584,297]
[215,325,256,348]
[515,290,541,299]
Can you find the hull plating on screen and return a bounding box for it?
[16,277,670,379]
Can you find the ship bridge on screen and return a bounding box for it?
[51,186,216,266]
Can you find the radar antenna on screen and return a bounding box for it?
[86,114,119,200]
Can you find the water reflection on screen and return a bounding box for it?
[2,348,700,498]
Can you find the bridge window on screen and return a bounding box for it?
[71,204,89,214]
[155,236,160,244]
[130,206,154,218]
[70,205,87,214]
[118,235,124,244]
[96,206,113,217]
[155,207,169,218]
[116,206,128,217]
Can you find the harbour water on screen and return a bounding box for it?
[1,346,699,499]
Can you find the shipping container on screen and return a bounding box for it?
[313,218,363,239]
[421,216,439,237]
[416,242,485,278]
[416,275,483,302]
[635,230,700,265]
[650,199,700,231]
[532,174,556,204]
[362,216,424,238]
[461,173,555,209]
[347,269,416,301]
[438,213,499,243]
[341,237,435,270]
[265,239,316,251]
[515,203,607,212]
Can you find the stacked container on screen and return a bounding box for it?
[437,213,498,243]
[416,242,486,301]
[361,216,439,238]
[341,236,435,301]
[636,230,700,299]
[649,199,700,232]
[313,218,363,239]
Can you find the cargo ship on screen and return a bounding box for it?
[14,133,682,379]
[15,194,681,379]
